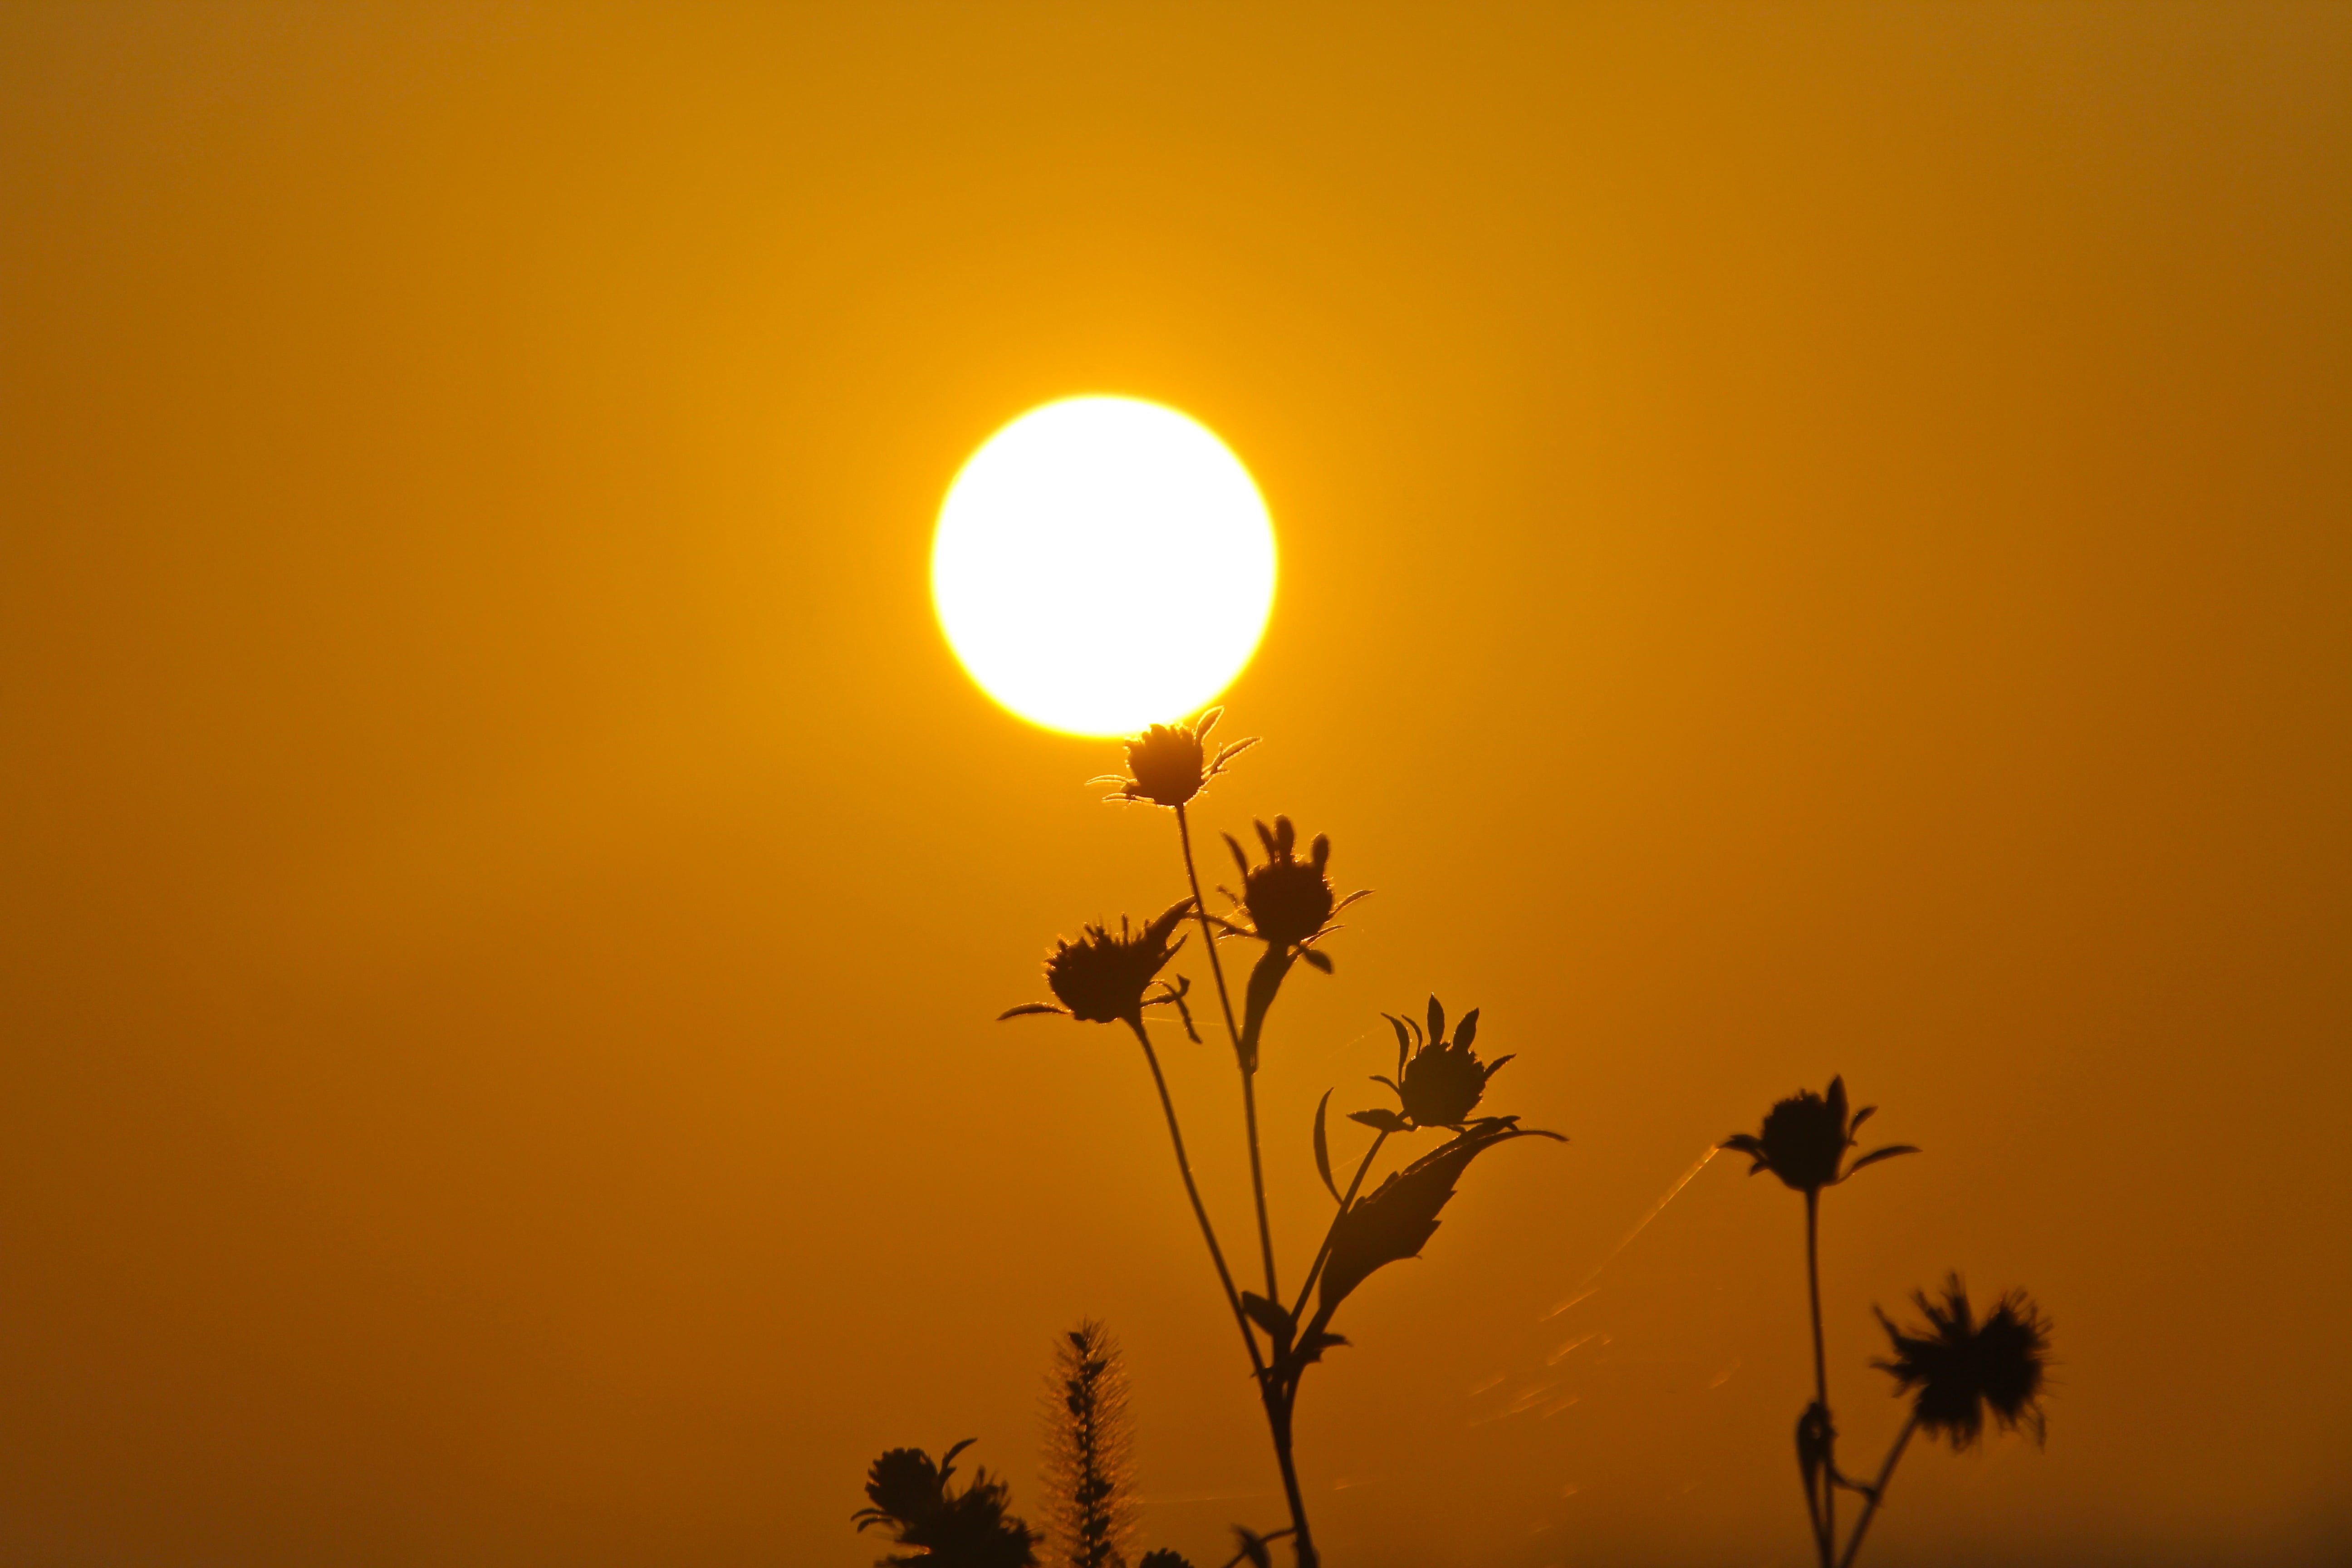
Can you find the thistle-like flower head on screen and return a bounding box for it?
[1874,1274,2053,1449]
[999,899,1196,1032]
[1221,817,1366,958]
[1097,707,1257,809]
[1371,996,1515,1131]
[1721,1074,1917,1193]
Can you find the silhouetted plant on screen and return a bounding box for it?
[854,1439,1040,1568]
[1042,1321,1139,1568]
[1725,1080,2050,1567]
[1834,1276,2053,1566]
[1004,712,1562,1565]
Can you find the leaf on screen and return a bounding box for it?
[1240,1291,1295,1350]
[1196,705,1223,739]
[1312,1091,1341,1203]
[1383,1013,1413,1074]
[1426,995,1446,1047]
[1850,1104,1877,1135]
[1826,1074,1849,1130]
[1254,818,1280,859]
[1232,1526,1275,1568]
[997,1003,1064,1021]
[1294,1328,1349,1366]
[1318,1120,1564,1318]
[1298,946,1333,974]
[1224,832,1251,883]
[1238,947,1294,1073]
[1844,1144,1920,1176]
[1348,1107,1408,1133]
[1480,1051,1515,1086]
[1456,1007,1479,1052]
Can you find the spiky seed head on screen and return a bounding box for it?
[1875,1274,2053,1450]
[1041,901,1191,1025]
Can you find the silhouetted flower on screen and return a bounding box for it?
[1220,817,1365,959]
[1365,995,1515,1131]
[1098,706,1258,808]
[1000,900,1196,1033]
[855,1440,1041,1568]
[1137,1553,1195,1568]
[1875,1275,2052,1450]
[1722,1075,1917,1193]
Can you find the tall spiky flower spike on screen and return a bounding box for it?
[1040,1320,1139,1568]
[1097,706,1259,809]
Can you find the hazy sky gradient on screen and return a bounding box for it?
[3,5,2347,1565]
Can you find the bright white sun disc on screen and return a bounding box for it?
[932,397,1276,735]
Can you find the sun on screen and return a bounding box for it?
[931,396,1277,736]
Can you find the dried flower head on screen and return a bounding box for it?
[1367,996,1515,1131]
[1874,1274,2052,1449]
[1097,706,1258,809]
[853,1439,1041,1568]
[1000,899,1196,1033]
[1220,817,1366,960]
[1721,1075,1917,1194]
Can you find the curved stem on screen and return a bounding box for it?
[1123,1015,1266,1381]
[1175,803,1279,1302]
[1288,1130,1389,1326]
[1837,1414,1917,1568]
[1807,1190,1835,1568]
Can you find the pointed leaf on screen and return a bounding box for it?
[1232,1526,1274,1568]
[1299,946,1333,974]
[1426,995,1446,1047]
[1480,1051,1515,1084]
[1383,1013,1413,1075]
[1312,1091,1341,1203]
[1826,1075,1849,1129]
[1844,1144,1920,1176]
[1238,947,1294,1073]
[1294,1328,1349,1366]
[997,1003,1065,1020]
[1850,1104,1877,1135]
[1720,1133,1764,1155]
[1240,1291,1295,1349]
[1318,1120,1562,1318]
[1456,1008,1479,1052]
[1224,832,1251,882]
[1348,1107,1409,1133]
[1196,705,1223,739]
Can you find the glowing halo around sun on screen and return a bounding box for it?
[931,396,1277,736]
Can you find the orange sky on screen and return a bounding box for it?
[3,5,2348,1565]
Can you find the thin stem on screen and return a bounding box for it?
[1263,1389,1318,1568]
[1806,1190,1835,1568]
[1123,1015,1266,1381]
[1175,803,1279,1303]
[1287,1130,1390,1326]
[1836,1414,1918,1568]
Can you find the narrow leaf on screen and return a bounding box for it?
[1426,995,1446,1047]
[1844,1144,1921,1176]
[1348,1107,1409,1133]
[1456,1008,1479,1052]
[997,1003,1064,1020]
[1299,947,1333,974]
[1224,832,1251,883]
[1312,1091,1341,1204]
[1383,1014,1412,1075]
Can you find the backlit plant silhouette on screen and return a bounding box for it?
[1041,1321,1139,1568]
[854,1440,1040,1568]
[1725,1078,2052,1567]
[1004,710,1563,1567]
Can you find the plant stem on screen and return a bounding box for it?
[1806,1190,1835,1568]
[1123,1016,1266,1382]
[1287,1130,1389,1325]
[1836,1415,1918,1568]
[1175,803,1280,1303]
[1262,1387,1318,1568]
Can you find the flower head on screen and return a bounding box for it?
[1097,707,1257,809]
[1721,1075,1916,1193]
[1369,995,1515,1131]
[999,899,1196,1033]
[1221,817,1366,959]
[1874,1274,2052,1449]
